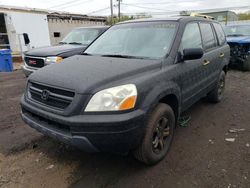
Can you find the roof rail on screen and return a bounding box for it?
[190,13,214,20]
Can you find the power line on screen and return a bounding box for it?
[123,0,198,5]
[49,0,82,8]
[85,4,250,16]
[57,0,93,10]
[87,6,111,15]
[120,5,250,16]
[48,0,90,9]
[121,3,172,12]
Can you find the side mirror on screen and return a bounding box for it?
[23,33,30,45]
[182,48,203,61]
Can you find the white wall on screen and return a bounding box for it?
[4,11,51,53]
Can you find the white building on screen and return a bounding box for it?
[0,5,106,55]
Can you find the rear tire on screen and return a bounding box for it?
[207,71,225,103]
[243,57,250,71]
[133,103,175,165]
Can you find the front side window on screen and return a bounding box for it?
[61,28,100,45]
[213,23,226,45]
[200,23,217,50]
[85,22,178,59]
[181,22,202,49]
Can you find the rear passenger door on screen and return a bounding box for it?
[212,22,229,72]
[199,22,220,91]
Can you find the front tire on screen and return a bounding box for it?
[207,71,226,103]
[243,57,250,71]
[133,103,175,165]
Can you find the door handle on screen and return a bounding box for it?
[203,59,210,66]
[219,53,224,58]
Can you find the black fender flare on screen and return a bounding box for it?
[141,81,181,117]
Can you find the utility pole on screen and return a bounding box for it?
[110,0,113,25]
[117,0,121,22]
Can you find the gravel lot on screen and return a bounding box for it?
[0,70,249,188]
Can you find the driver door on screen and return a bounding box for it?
[177,22,205,110]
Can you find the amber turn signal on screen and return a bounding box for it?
[119,96,137,110]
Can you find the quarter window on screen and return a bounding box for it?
[213,23,226,45]
[200,23,217,50]
[181,23,202,49]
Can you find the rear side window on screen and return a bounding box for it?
[213,23,226,45]
[199,23,217,50]
[181,22,202,49]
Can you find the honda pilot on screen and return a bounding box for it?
[21,17,230,165]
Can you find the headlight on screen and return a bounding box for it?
[85,84,137,112]
[45,56,62,64]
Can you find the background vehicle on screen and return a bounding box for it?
[21,26,108,76]
[21,17,230,165]
[224,24,250,71]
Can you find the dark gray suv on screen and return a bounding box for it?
[21,17,230,165]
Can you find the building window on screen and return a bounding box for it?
[54,32,61,38]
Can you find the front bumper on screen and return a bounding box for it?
[21,96,146,154]
[21,65,39,77]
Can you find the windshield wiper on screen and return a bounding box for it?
[227,34,244,37]
[82,52,93,56]
[101,54,147,59]
[68,42,83,45]
[59,41,67,44]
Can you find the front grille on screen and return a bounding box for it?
[228,43,249,57]
[25,56,45,68]
[28,82,75,110]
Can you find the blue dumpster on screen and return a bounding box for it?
[0,49,13,72]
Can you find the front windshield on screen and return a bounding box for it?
[224,25,250,37]
[61,28,100,45]
[85,21,177,59]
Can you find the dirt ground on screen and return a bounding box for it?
[0,70,249,188]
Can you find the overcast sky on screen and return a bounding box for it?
[0,0,249,16]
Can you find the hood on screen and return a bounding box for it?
[29,55,161,94]
[227,36,250,44]
[25,44,87,57]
